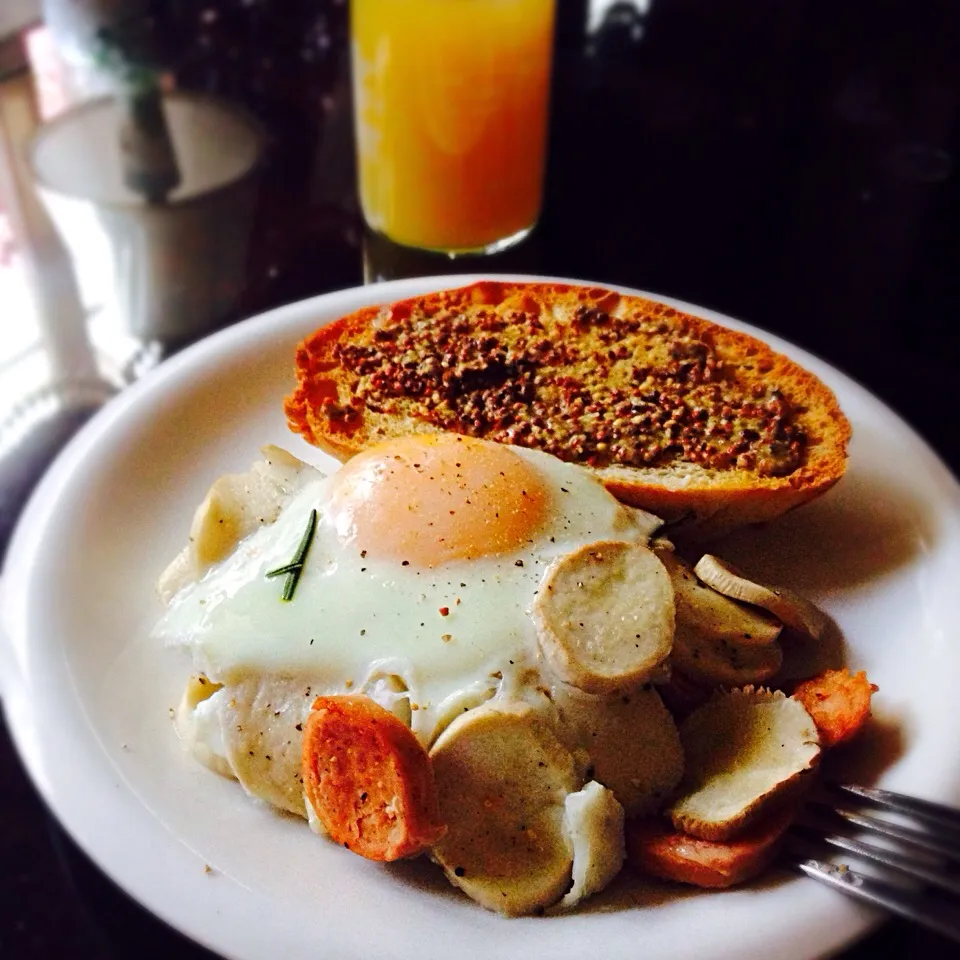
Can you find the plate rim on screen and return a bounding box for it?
[3,272,959,960]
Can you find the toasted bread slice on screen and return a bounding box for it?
[285,281,850,538]
[669,688,819,841]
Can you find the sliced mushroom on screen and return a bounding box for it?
[428,701,578,915]
[534,541,675,694]
[157,550,196,609]
[657,548,782,646]
[657,669,713,719]
[693,554,827,640]
[217,677,316,817]
[429,679,499,745]
[173,674,231,778]
[158,446,317,602]
[552,684,684,816]
[671,630,784,688]
[669,688,820,841]
[656,547,783,687]
[554,780,625,911]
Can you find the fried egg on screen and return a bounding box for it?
[153,434,660,745]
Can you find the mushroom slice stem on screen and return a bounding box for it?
[534,540,675,695]
[428,702,579,915]
[669,688,820,842]
[693,554,827,641]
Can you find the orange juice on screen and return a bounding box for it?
[351,0,556,253]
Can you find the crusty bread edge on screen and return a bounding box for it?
[283,281,851,538]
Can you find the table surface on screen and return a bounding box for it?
[3,2,960,957]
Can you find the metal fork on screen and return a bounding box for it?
[786,783,960,943]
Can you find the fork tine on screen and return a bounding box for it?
[792,785,960,941]
[791,856,960,944]
[793,824,960,898]
[806,801,960,862]
[832,784,960,835]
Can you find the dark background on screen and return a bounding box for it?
[4,1,960,957]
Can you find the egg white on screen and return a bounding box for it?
[152,445,656,745]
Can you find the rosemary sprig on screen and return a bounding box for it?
[266,509,317,602]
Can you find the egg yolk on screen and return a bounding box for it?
[326,434,551,567]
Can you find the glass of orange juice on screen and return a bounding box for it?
[351,0,556,255]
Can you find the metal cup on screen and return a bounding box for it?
[29,91,267,345]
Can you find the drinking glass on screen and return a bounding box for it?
[351,0,556,255]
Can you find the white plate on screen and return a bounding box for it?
[3,275,960,960]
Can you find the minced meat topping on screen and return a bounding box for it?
[332,304,806,477]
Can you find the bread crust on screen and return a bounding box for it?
[284,281,850,537]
